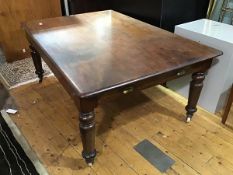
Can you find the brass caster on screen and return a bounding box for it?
[88,163,93,167]
[186,117,191,123]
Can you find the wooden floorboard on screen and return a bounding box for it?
[9,76,233,175]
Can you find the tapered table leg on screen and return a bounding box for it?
[79,111,96,165]
[185,72,205,122]
[30,45,44,83]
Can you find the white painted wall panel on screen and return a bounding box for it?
[168,19,233,113]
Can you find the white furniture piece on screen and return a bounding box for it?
[168,19,233,113]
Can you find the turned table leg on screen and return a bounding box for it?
[185,72,205,122]
[30,45,44,83]
[79,110,96,165]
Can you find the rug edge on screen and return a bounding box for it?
[9,73,54,89]
[1,110,49,175]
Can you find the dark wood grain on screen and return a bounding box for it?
[30,45,44,83]
[79,111,96,164]
[24,10,222,164]
[185,72,206,122]
[24,10,222,98]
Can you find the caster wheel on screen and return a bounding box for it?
[85,158,94,166]
[88,163,93,167]
[186,117,191,123]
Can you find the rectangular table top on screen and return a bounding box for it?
[24,10,222,97]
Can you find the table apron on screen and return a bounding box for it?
[94,59,213,98]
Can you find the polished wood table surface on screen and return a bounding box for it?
[24,10,222,165]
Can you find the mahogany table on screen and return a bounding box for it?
[24,10,222,165]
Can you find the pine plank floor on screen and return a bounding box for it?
[9,76,233,175]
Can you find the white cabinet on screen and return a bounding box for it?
[168,19,233,113]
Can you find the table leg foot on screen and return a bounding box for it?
[185,107,197,122]
[186,115,192,123]
[82,150,96,165]
[38,74,44,83]
[30,45,44,83]
[185,72,205,122]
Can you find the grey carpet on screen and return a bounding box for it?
[0,57,51,88]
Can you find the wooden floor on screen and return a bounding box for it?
[10,77,233,175]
